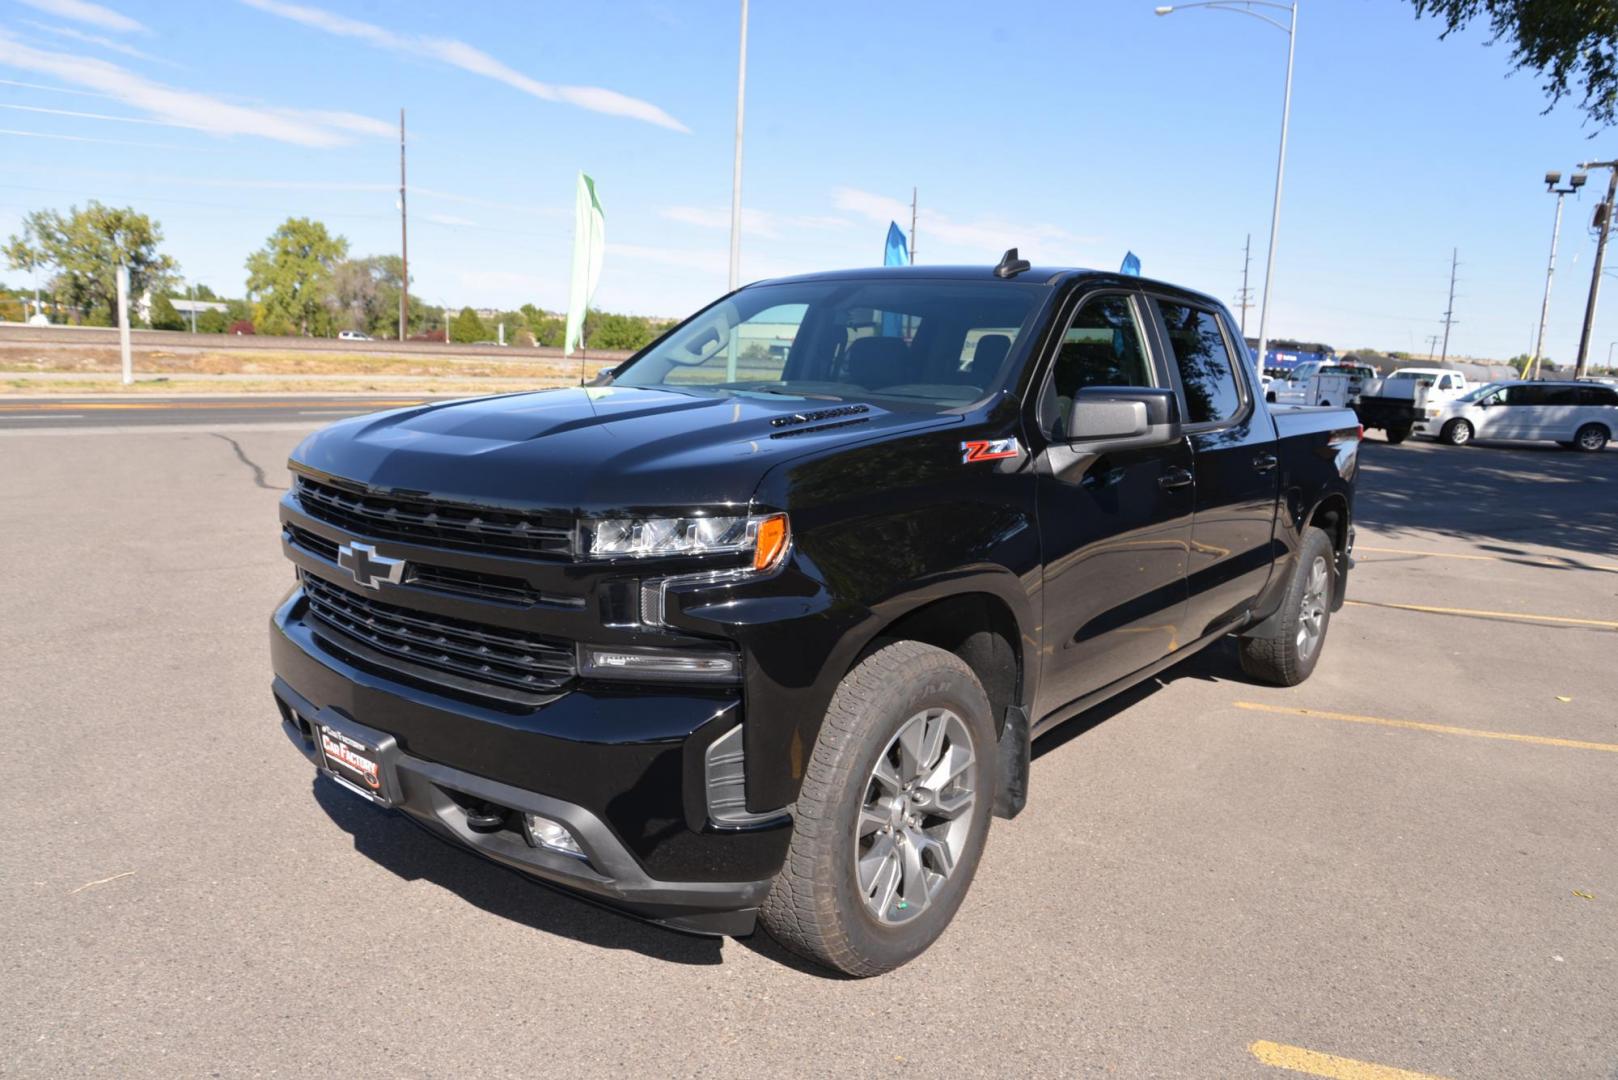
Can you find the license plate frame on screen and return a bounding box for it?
[318,723,391,804]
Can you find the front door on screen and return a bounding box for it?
[1149,298,1281,639]
[1034,292,1193,717]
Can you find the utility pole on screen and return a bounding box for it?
[1236,232,1254,335]
[727,0,749,291]
[1439,247,1458,363]
[1425,333,1441,361]
[399,108,409,341]
[1573,159,1618,379]
[116,262,132,385]
[909,187,918,264]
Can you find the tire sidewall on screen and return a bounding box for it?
[825,660,996,969]
[1576,424,1609,452]
[1444,419,1472,446]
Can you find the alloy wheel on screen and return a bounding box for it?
[1296,555,1329,661]
[854,708,977,925]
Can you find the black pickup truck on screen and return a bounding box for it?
[271,254,1359,976]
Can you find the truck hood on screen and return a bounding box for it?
[289,385,960,511]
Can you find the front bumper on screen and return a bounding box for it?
[272,590,790,936]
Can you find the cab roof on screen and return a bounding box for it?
[750,264,1226,309]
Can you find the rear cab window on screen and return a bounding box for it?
[1154,299,1246,426]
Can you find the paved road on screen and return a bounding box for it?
[0,323,634,363]
[0,395,436,430]
[0,426,1614,1078]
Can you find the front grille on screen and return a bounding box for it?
[283,524,581,609]
[300,571,574,704]
[294,474,573,559]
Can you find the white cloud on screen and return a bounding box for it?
[661,205,851,240]
[608,243,728,274]
[0,101,188,127]
[240,0,689,133]
[16,0,145,35]
[833,187,1101,264]
[21,20,166,62]
[0,126,207,151]
[0,33,391,147]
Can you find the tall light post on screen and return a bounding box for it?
[727,0,749,292]
[1531,170,1584,381]
[1573,159,1618,380]
[1155,1,1295,373]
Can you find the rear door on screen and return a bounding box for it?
[1147,296,1281,639]
[1032,290,1193,715]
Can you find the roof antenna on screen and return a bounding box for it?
[994,247,1031,279]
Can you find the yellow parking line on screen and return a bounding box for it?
[1344,598,1618,630]
[1250,1040,1451,1080]
[1357,544,1618,573]
[1234,702,1618,754]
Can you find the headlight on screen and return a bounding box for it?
[583,511,790,571]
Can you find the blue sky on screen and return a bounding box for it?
[0,0,1613,363]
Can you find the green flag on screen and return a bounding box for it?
[564,172,605,356]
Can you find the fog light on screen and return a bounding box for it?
[523,814,586,858]
[578,644,738,681]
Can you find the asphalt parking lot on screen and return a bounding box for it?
[1,415,1613,1079]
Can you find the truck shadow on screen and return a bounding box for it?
[1357,436,1618,559]
[310,775,726,967]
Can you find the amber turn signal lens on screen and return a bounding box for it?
[752,513,790,572]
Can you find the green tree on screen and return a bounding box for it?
[149,291,186,331]
[449,305,488,343]
[244,217,347,336]
[521,303,566,347]
[1409,1,1618,126]
[3,202,176,324]
[196,308,228,333]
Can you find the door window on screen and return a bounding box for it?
[1157,301,1243,425]
[1041,295,1153,438]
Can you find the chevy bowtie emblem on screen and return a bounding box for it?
[337,541,406,589]
[960,438,1022,463]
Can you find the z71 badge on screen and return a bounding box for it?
[960,438,1022,463]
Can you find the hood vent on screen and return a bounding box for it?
[770,403,870,429]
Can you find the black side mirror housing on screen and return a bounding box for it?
[1065,387,1182,448]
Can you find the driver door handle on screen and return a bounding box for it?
[1252,452,1278,473]
[1158,467,1193,491]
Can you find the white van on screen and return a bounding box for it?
[1419,380,1617,451]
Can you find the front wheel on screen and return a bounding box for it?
[1575,423,1610,452]
[1441,419,1474,446]
[1239,527,1336,687]
[759,641,996,977]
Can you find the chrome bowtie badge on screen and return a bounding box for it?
[336,542,405,589]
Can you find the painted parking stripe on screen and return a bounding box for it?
[1344,599,1618,630]
[1250,1040,1451,1080]
[1234,702,1618,754]
[1356,544,1618,573]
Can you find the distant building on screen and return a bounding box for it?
[136,290,228,324]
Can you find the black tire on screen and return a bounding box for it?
[1384,424,1411,445]
[1574,423,1610,452]
[1238,527,1336,687]
[1441,418,1473,446]
[759,641,996,977]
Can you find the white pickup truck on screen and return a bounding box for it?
[1354,367,1470,444]
[1267,361,1376,409]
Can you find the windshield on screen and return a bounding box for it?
[612,279,1048,407]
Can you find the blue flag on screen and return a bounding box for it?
[1120,251,1141,276]
[884,222,910,267]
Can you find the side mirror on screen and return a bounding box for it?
[1066,387,1182,447]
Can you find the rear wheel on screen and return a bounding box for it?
[1384,423,1411,445]
[1239,527,1336,687]
[759,641,996,977]
[1441,419,1473,446]
[1575,423,1610,452]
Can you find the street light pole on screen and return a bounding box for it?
[727,0,749,293]
[1531,170,1584,381]
[1155,1,1295,374]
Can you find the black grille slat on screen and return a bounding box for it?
[283,524,577,608]
[295,475,572,559]
[301,572,574,699]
